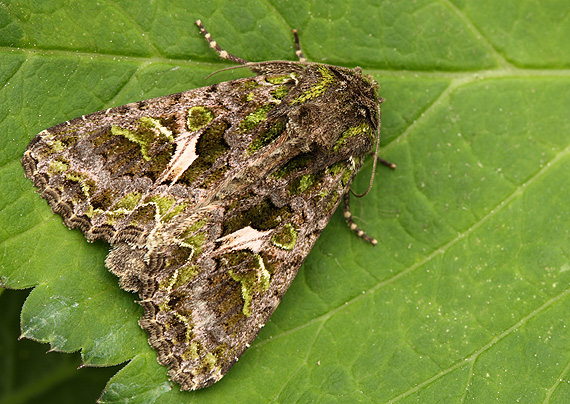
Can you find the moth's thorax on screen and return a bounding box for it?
[275,63,379,157]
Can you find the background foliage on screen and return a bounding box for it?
[1,0,570,402]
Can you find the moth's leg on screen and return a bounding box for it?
[342,193,378,245]
[196,20,250,65]
[378,156,397,169]
[291,29,307,62]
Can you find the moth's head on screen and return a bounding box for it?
[337,65,382,126]
[285,63,382,157]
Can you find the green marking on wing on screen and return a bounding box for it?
[333,122,373,152]
[111,117,175,161]
[271,223,298,250]
[291,65,336,104]
[247,119,286,154]
[228,254,270,316]
[114,192,142,210]
[187,106,214,131]
[239,104,275,132]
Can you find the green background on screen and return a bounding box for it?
[1,0,570,402]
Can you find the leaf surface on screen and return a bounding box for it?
[1,0,570,402]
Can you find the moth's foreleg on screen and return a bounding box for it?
[377,156,396,169]
[342,193,378,246]
[196,20,250,65]
[291,29,307,62]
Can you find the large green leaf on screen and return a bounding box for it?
[1,0,569,402]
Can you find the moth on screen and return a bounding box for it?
[22,21,393,390]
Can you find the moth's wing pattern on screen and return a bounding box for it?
[23,60,380,390]
[22,73,294,247]
[104,139,367,390]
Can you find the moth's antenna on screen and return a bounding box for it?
[351,129,380,198]
[202,60,307,80]
[351,106,395,198]
[196,20,250,65]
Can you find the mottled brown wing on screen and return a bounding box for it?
[22,73,293,247]
[23,62,380,390]
[104,148,363,390]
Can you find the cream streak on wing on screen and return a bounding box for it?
[216,226,271,253]
[158,134,200,184]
